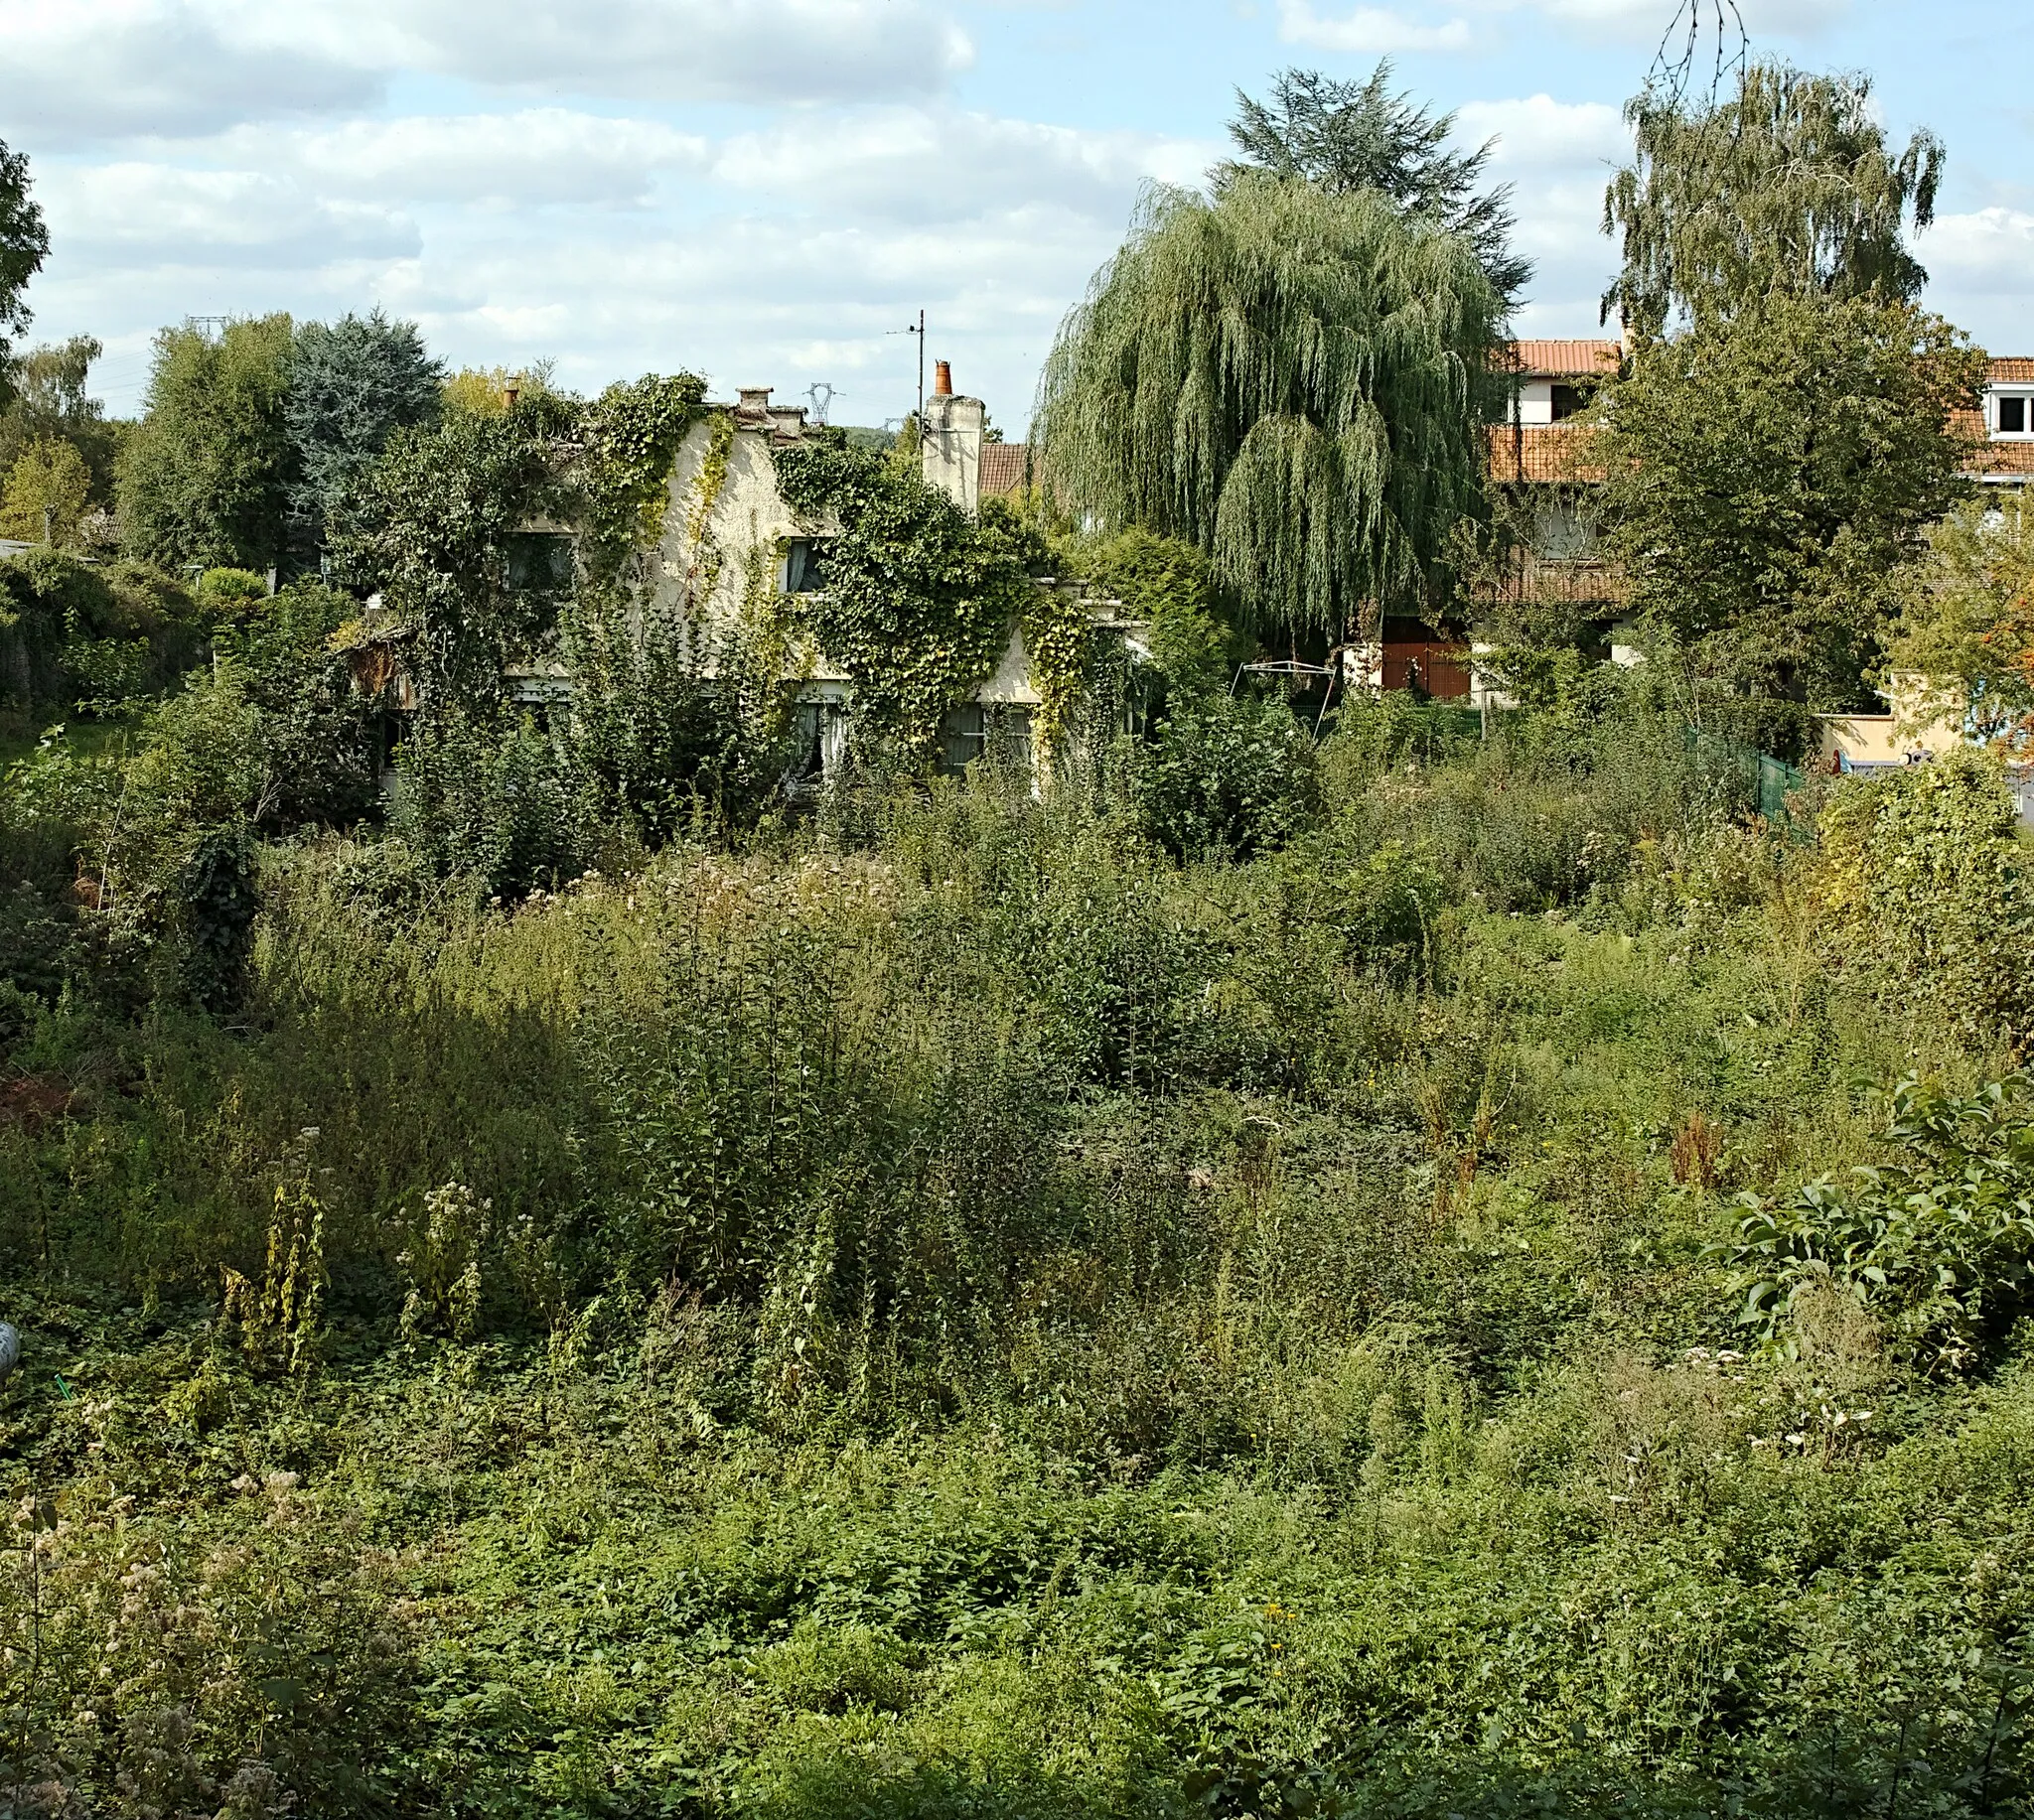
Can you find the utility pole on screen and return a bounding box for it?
[908,309,925,426]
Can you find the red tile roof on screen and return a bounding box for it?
[1487,422,1604,484]
[1508,339,1622,378]
[979,442,1032,496]
[1959,361,2034,478]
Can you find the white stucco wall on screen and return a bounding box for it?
[645,402,1033,706]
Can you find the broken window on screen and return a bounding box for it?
[782,700,846,802]
[783,538,833,594]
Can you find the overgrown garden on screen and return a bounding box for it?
[0,42,2030,1820]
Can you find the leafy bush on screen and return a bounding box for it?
[392,706,590,899]
[1127,689,1319,859]
[1816,751,2034,1051]
[0,548,203,711]
[1719,1071,2034,1369]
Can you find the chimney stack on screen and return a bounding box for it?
[504,375,521,409]
[933,359,953,398]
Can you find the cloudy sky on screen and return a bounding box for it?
[2,0,2025,430]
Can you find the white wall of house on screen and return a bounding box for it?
[1514,380,1557,426]
[641,387,1050,767]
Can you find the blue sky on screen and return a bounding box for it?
[2,0,2025,430]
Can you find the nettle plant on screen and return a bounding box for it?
[1718,1072,2034,1371]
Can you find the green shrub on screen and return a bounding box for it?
[1719,1071,2034,1370]
[1816,751,2034,1052]
[392,707,590,898]
[1127,690,1319,859]
[0,548,204,712]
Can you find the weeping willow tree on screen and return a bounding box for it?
[1035,174,1504,635]
[1604,62,1944,335]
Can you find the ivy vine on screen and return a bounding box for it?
[576,373,708,583]
[770,437,1048,764]
[1017,581,1092,752]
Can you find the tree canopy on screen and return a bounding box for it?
[285,310,445,552]
[1,336,118,505]
[1599,293,1982,728]
[1035,173,1503,635]
[326,396,572,708]
[0,136,49,399]
[1888,493,2034,742]
[118,316,298,574]
[1604,62,1944,334]
[1221,63,1530,311]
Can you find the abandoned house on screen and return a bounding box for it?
[647,360,1106,786]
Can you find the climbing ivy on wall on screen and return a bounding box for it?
[576,372,708,583]
[771,436,1046,764]
[1015,579,1091,751]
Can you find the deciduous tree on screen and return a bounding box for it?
[0,337,117,501]
[1887,492,2034,741]
[118,316,297,573]
[0,436,89,545]
[326,397,571,707]
[1598,293,1982,728]
[1604,62,1944,335]
[0,137,49,401]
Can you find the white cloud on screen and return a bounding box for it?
[1918,208,2034,295]
[285,112,711,208]
[0,0,970,150]
[0,1,379,145]
[1276,0,1474,52]
[714,110,1214,225]
[1454,96,1627,170]
[31,163,417,271]
[386,0,973,104]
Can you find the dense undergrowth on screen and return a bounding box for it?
[2,697,2031,1819]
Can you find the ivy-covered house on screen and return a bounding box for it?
[643,363,1102,786]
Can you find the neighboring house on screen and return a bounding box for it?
[1482,338,1625,647]
[1961,357,2034,488]
[1349,339,1626,705]
[978,442,1033,500]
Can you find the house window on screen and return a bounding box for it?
[504,531,575,593]
[1550,383,1588,422]
[783,538,833,593]
[937,703,1033,775]
[1531,499,1599,562]
[1995,393,2033,437]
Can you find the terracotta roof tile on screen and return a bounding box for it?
[979,442,1032,495]
[1507,339,1622,378]
[1987,356,2034,385]
[1487,422,1605,484]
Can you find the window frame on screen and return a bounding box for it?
[1990,389,2034,440]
